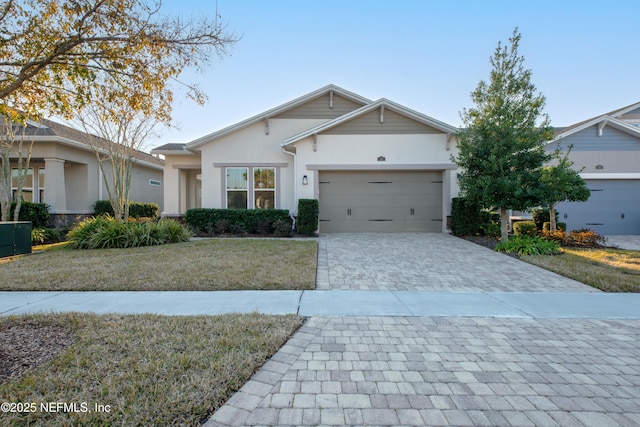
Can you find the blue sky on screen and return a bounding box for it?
[156,0,640,148]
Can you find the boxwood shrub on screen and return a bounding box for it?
[297,199,319,235]
[184,208,292,236]
[513,220,537,236]
[94,200,159,219]
[9,201,50,227]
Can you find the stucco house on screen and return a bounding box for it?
[153,85,640,235]
[7,118,164,226]
[152,85,460,233]
[549,102,640,235]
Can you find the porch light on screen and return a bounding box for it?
[595,165,604,170]
[377,156,386,162]
[302,175,308,185]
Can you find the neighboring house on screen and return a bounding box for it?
[6,118,164,226]
[548,103,640,235]
[152,85,460,233]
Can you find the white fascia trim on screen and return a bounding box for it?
[281,99,458,147]
[580,173,640,179]
[551,115,640,143]
[609,102,640,119]
[150,149,197,156]
[185,84,372,150]
[26,135,164,170]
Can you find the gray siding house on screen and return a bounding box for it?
[549,103,640,235]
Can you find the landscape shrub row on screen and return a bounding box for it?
[93,201,160,219]
[67,216,191,249]
[9,202,50,228]
[184,208,292,237]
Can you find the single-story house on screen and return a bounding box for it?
[152,85,640,235]
[549,102,640,235]
[152,85,460,233]
[6,118,164,226]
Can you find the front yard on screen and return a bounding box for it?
[0,239,317,291]
[0,313,303,426]
[522,248,640,292]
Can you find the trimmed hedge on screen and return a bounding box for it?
[297,199,319,235]
[513,221,537,236]
[450,197,489,236]
[93,200,159,219]
[9,202,50,228]
[184,208,292,236]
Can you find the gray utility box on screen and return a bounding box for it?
[0,221,32,258]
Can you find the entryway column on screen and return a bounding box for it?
[43,158,66,212]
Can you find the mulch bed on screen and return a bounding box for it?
[0,320,75,384]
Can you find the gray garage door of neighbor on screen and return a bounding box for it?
[318,171,443,233]
[556,179,640,235]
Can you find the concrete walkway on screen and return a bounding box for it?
[2,290,640,319]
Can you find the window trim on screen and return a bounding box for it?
[219,164,286,209]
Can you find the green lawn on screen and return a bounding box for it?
[0,239,317,291]
[0,313,303,427]
[522,247,640,292]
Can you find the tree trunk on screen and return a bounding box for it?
[549,204,557,232]
[500,207,509,242]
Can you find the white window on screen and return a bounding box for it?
[225,167,277,209]
[11,168,34,202]
[254,167,275,209]
[38,168,45,202]
[226,167,248,209]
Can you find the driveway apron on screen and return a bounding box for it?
[316,233,596,292]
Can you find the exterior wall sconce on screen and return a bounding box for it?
[377,156,386,162]
[302,175,308,185]
[595,165,604,170]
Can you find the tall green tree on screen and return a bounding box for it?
[454,29,554,241]
[541,145,590,231]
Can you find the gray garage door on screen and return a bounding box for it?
[556,180,640,235]
[318,171,443,233]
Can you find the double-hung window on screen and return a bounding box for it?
[226,167,248,209]
[225,166,276,209]
[11,168,34,202]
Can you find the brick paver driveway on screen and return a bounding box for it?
[207,316,640,427]
[316,233,596,292]
[205,234,640,427]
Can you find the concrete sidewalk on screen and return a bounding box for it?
[2,290,640,319]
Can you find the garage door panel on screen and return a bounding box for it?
[319,171,443,233]
[556,180,640,235]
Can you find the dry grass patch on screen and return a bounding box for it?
[0,239,317,291]
[522,248,640,292]
[0,313,303,426]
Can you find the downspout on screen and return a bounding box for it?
[281,145,297,217]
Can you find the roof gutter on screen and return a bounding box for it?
[281,145,297,215]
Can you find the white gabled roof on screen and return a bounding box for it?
[553,115,640,142]
[552,101,640,142]
[185,84,371,150]
[281,98,458,147]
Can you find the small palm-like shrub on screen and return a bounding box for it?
[496,235,560,256]
[67,216,191,249]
